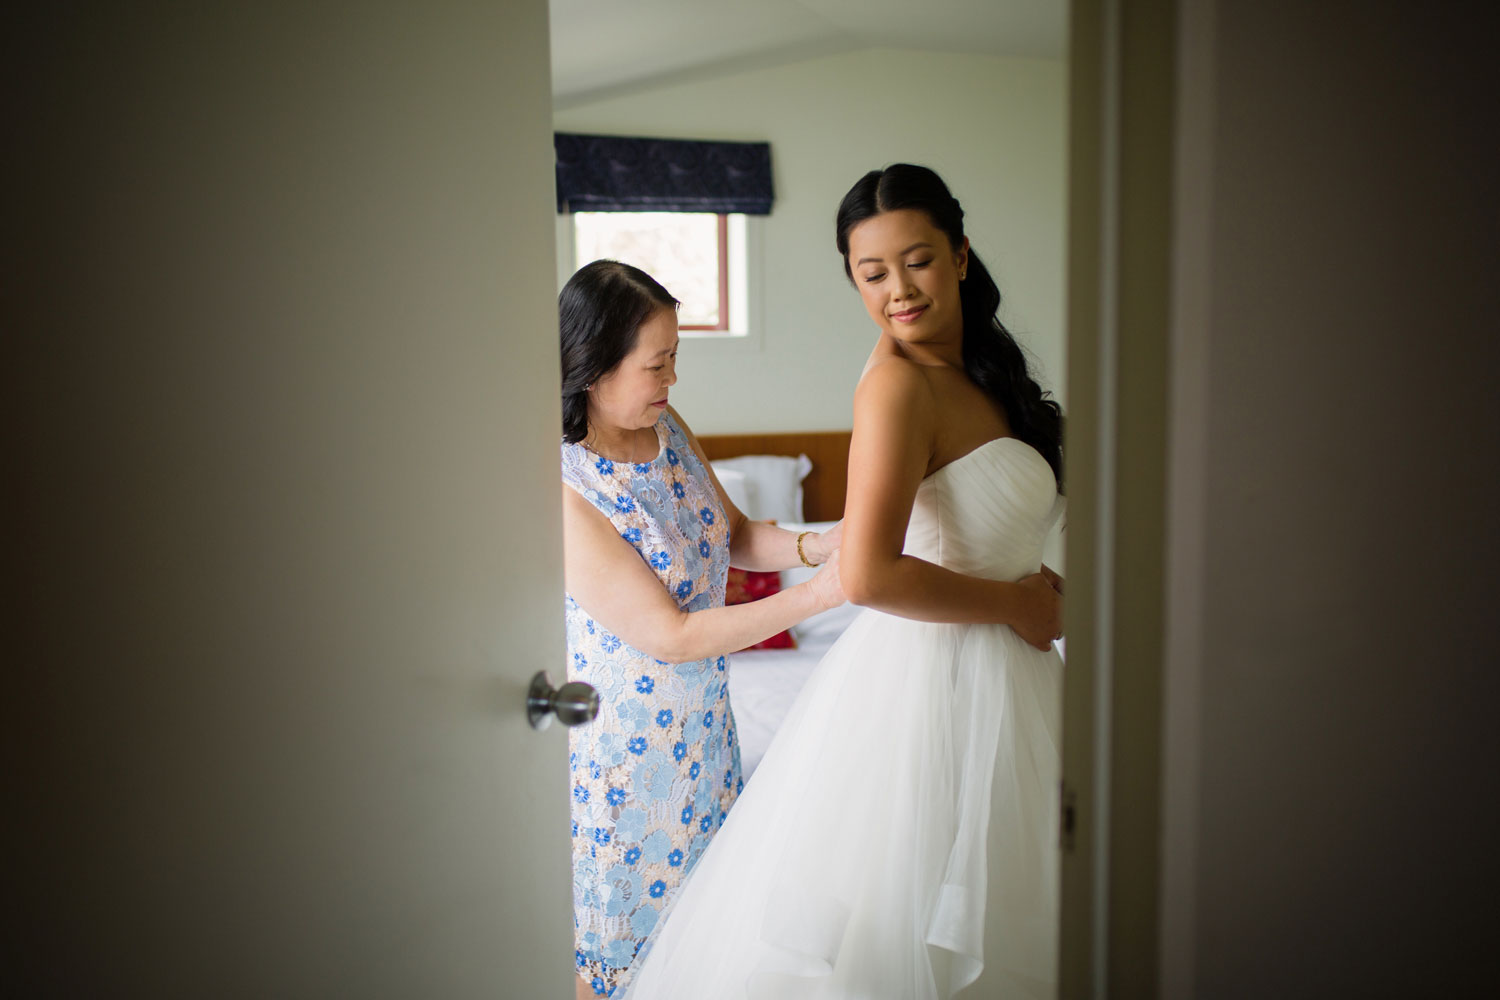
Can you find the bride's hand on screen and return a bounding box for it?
[1013,572,1064,651]
[806,549,846,612]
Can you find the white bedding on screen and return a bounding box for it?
[726,521,858,781]
[728,642,823,781]
[728,621,844,781]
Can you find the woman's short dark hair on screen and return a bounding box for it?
[835,164,1064,491]
[559,259,680,443]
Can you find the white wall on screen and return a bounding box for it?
[554,48,1067,435]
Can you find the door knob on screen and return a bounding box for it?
[527,671,600,730]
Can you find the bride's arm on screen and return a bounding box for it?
[838,360,1061,650]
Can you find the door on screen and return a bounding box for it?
[9,3,573,996]
[1058,1,1177,995]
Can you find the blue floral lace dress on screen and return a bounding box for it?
[562,411,744,996]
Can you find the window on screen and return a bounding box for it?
[554,133,770,340]
[563,212,753,338]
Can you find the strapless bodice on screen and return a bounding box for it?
[902,437,1062,582]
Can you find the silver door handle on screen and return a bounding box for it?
[527,671,600,730]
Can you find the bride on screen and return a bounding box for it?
[619,163,1066,1000]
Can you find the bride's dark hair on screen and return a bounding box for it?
[835,164,1063,491]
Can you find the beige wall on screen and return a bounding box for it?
[1063,2,1497,995]
[554,48,1068,436]
[1155,1,1498,996]
[10,3,574,994]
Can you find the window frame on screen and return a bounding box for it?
[678,214,729,333]
[556,211,761,346]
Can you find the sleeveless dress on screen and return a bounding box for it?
[562,411,743,997]
[620,437,1065,1000]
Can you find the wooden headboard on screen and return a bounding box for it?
[695,431,853,524]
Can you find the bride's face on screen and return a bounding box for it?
[845,208,968,346]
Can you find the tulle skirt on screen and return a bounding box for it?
[618,607,1063,999]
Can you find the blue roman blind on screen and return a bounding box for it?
[554,132,774,215]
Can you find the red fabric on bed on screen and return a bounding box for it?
[724,568,797,650]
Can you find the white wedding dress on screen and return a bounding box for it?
[620,437,1064,1000]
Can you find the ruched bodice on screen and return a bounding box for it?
[905,437,1063,581]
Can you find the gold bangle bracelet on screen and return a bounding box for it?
[796,531,818,568]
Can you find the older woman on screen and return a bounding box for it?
[559,259,844,998]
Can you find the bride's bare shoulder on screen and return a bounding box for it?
[853,353,938,441]
[856,350,931,398]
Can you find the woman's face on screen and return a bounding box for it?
[845,208,968,346]
[588,306,679,435]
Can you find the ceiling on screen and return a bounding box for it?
[549,0,1068,106]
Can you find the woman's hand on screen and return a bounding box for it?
[1011,572,1064,651]
[806,520,844,565]
[806,549,847,612]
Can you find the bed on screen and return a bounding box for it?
[696,431,861,781]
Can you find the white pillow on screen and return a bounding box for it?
[711,467,757,520]
[709,454,812,523]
